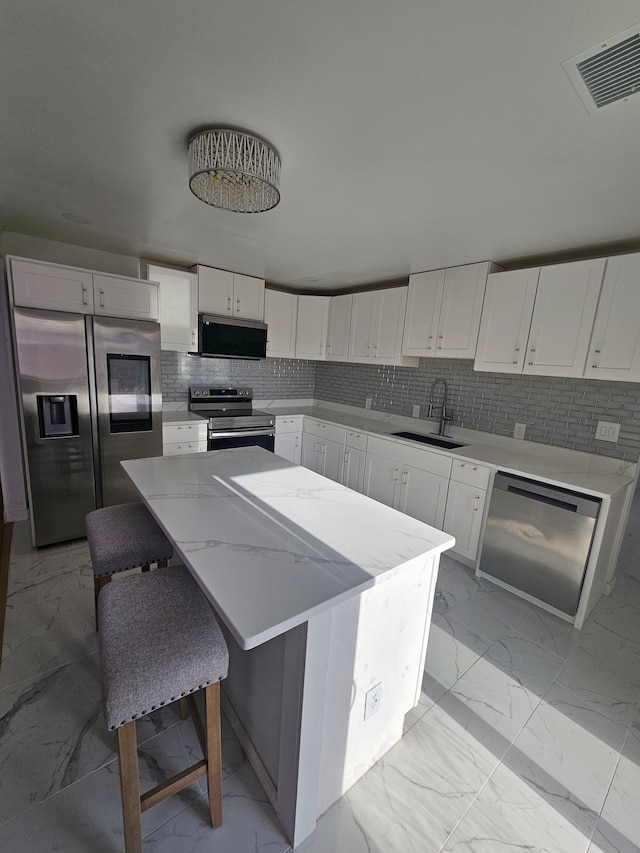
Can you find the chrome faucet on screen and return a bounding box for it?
[428,378,452,436]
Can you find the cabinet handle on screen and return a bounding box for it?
[294,437,299,447]
[227,295,232,310]
[473,495,480,512]
[320,443,326,454]
[594,349,601,354]
[514,347,520,352]
[344,450,350,463]
[82,285,88,305]
[99,288,105,308]
[192,330,196,346]
[392,467,400,481]
[327,344,331,355]
[402,470,409,486]
[530,348,536,353]
[236,297,240,312]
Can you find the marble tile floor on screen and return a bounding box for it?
[1,497,640,853]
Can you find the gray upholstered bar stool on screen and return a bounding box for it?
[99,565,229,853]
[85,502,174,629]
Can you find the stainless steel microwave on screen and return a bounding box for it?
[197,313,268,359]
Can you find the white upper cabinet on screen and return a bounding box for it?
[403,262,494,359]
[584,252,640,381]
[295,295,330,360]
[474,258,606,377]
[264,289,298,358]
[474,268,539,373]
[10,258,94,313]
[93,275,158,321]
[194,265,265,320]
[326,294,352,360]
[9,258,158,321]
[147,264,198,352]
[349,287,418,366]
[523,258,605,377]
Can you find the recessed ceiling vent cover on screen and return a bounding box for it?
[562,23,640,114]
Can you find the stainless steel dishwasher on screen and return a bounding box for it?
[478,472,601,618]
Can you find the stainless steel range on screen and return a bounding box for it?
[188,386,275,452]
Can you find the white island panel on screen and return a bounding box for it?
[122,448,454,847]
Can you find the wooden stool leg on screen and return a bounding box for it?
[94,575,110,631]
[204,682,223,828]
[179,697,190,719]
[117,721,143,853]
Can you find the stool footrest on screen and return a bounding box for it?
[140,759,207,813]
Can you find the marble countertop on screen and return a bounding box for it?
[122,448,454,650]
[162,410,207,425]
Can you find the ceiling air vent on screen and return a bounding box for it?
[562,23,640,114]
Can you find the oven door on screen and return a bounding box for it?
[208,429,275,452]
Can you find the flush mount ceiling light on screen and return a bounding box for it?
[188,128,281,213]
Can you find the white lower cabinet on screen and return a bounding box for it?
[162,420,208,455]
[341,431,367,492]
[301,433,344,481]
[363,436,451,529]
[275,416,303,464]
[443,460,491,562]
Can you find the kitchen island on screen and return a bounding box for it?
[122,447,454,847]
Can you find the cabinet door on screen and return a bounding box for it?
[443,481,486,562]
[327,294,352,360]
[274,431,301,464]
[342,446,366,492]
[9,259,94,313]
[318,437,344,483]
[371,287,407,363]
[148,265,198,351]
[197,266,234,314]
[349,291,377,359]
[265,290,298,358]
[93,276,159,321]
[524,258,605,377]
[233,273,265,320]
[295,295,329,360]
[301,433,321,472]
[474,268,539,373]
[436,263,488,358]
[402,270,442,356]
[398,465,448,529]
[363,452,400,508]
[584,253,640,381]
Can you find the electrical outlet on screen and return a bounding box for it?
[364,682,381,721]
[412,404,420,418]
[596,421,620,442]
[365,397,372,410]
[513,422,526,440]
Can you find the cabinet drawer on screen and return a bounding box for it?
[346,430,368,450]
[163,422,207,444]
[276,416,304,433]
[303,419,346,444]
[451,459,491,489]
[164,440,208,456]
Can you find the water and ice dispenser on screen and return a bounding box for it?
[36,394,79,438]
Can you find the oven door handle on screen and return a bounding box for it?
[209,428,274,439]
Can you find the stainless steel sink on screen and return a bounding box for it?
[390,431,467,450]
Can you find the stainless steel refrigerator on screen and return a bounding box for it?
[12,307,162,546]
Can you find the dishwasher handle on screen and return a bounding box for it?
[493,472,600,519]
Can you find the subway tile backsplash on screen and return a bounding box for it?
[161,353,640,461]
[161,351,317,401]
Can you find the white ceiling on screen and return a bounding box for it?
[2,1,640,290]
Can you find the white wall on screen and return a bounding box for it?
[0,232,140,277]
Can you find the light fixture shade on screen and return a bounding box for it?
[188,128,281,213]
